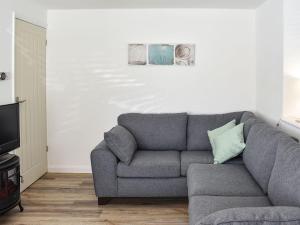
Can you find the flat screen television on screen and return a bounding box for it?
[0,103,20,156]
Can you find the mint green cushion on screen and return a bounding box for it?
[213,123,246,164]
[208,120,236,154]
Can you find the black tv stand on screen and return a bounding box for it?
[0,154,23,215]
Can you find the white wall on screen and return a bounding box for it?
[0,9,14,104]
[0,0,47,104]
[284,76,300,118]
[47,9,256,172]
[5,0,48,28]
[256,0,300,140]
[256,0,283,124]
[283,0,300,118]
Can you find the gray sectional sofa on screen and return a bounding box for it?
[91,112,300,225]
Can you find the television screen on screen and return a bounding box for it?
[0,103,20,156]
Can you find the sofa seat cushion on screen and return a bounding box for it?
[117,151,180,178]
[180,151,243,176]
[187,164,264,197]
[189,196,271,225]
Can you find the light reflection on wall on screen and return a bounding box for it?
[283,0,300,119]
[283,75,300,118]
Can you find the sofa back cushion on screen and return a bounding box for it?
[240,111,255,123]
[240,112,264,141]
[242,117,265,141]
[187,112,244,151]
[243,123,288,193]
[118,113,188,150]
[268,137,300,207]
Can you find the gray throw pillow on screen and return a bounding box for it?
[198,207,300,225]
[104,125,137,165]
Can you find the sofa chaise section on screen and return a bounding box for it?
[187,164,264,197]
[197,206,300,225]
[189,196,271,225]
[187,121,300,225]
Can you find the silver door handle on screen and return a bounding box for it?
[16,97,26,103]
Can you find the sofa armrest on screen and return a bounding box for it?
[90,140,118,197]
[197,207,300,225]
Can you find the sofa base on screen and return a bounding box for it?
[117,177,187,197]
[98,197,112,205]
[97,197,188,205]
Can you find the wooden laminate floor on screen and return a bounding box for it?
[1,173,188,225]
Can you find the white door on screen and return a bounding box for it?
[15,19,47,191]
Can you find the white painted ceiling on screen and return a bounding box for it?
[33,0,267,10]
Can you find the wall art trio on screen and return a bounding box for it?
[128,44,195,66]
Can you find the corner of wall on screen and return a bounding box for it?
[255,0,284,125]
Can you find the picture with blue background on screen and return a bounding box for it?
[148,44,174,65]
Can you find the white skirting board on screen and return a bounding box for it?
[48,165,92,173]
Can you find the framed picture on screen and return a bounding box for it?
[175,44,195,66]
[148,44,174,65]
[128,44,147,65]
